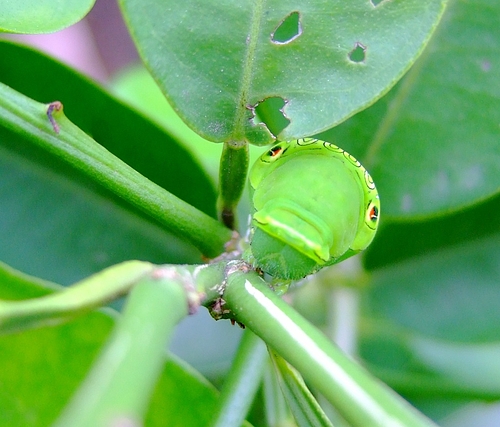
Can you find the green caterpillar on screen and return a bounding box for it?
[248,138,380,280]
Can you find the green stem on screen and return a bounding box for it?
[209,329,267,427]
[222,268,438,427]
[269,350,334,427]
[0,261,154,334]
[0,260,233,335]
[263,358,293,427]
[0,82,232,257]
[52,275,188,427]
[217,141,249,229]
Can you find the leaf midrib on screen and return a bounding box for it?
[230,0,265,144]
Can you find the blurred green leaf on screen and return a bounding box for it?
[355,231,500,410]
[0,262,218,427]
[319,0,500,218]
[119,0,446,144]
[146,355,219,427]
[359,328,500,401]
[0,260,62,299]
[364,193,500,270]
[0,309,113,427]
[0,262,114,426]
[110,65,224,180]
[0,101,202,284]
[0,0,95,34]
[365,233,500,342]
[410,337,500,396]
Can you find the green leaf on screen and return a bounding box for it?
[365,233,500,342]
[319,0,500,218]
[0,0,95,34]
[0,259,62,300]
[0,262,114,427]
[359,232,500,404]
[364,193,500,270]
[359,328,500,401]
[0,309,113,427]
[145,355,219,427]
[119,0,446,144]
[410,337,500,397]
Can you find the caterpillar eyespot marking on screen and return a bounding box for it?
[248,138,380,280]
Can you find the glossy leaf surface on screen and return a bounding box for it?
[119,0,446,144]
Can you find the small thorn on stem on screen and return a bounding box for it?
[46,101,63,134]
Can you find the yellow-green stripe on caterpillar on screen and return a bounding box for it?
[248,138,380,280]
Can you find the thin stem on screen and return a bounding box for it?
[0,261,155,334]
[209,329,267,427]
[263,359,293,427]
[217,141,249,229]
[0,260,231,336]
[269,349,335,427]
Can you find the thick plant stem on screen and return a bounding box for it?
[52,275,188,427]
[217,141,249,229]
[209,330,267,427]
[222,268,438,427]
[0,83,232,257]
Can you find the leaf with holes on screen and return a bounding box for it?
[119,0,447,145]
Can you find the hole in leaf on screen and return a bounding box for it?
[348,42,367,63]
[271,11,302,44]
[253,97,290,137]
[371,0,388,6]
